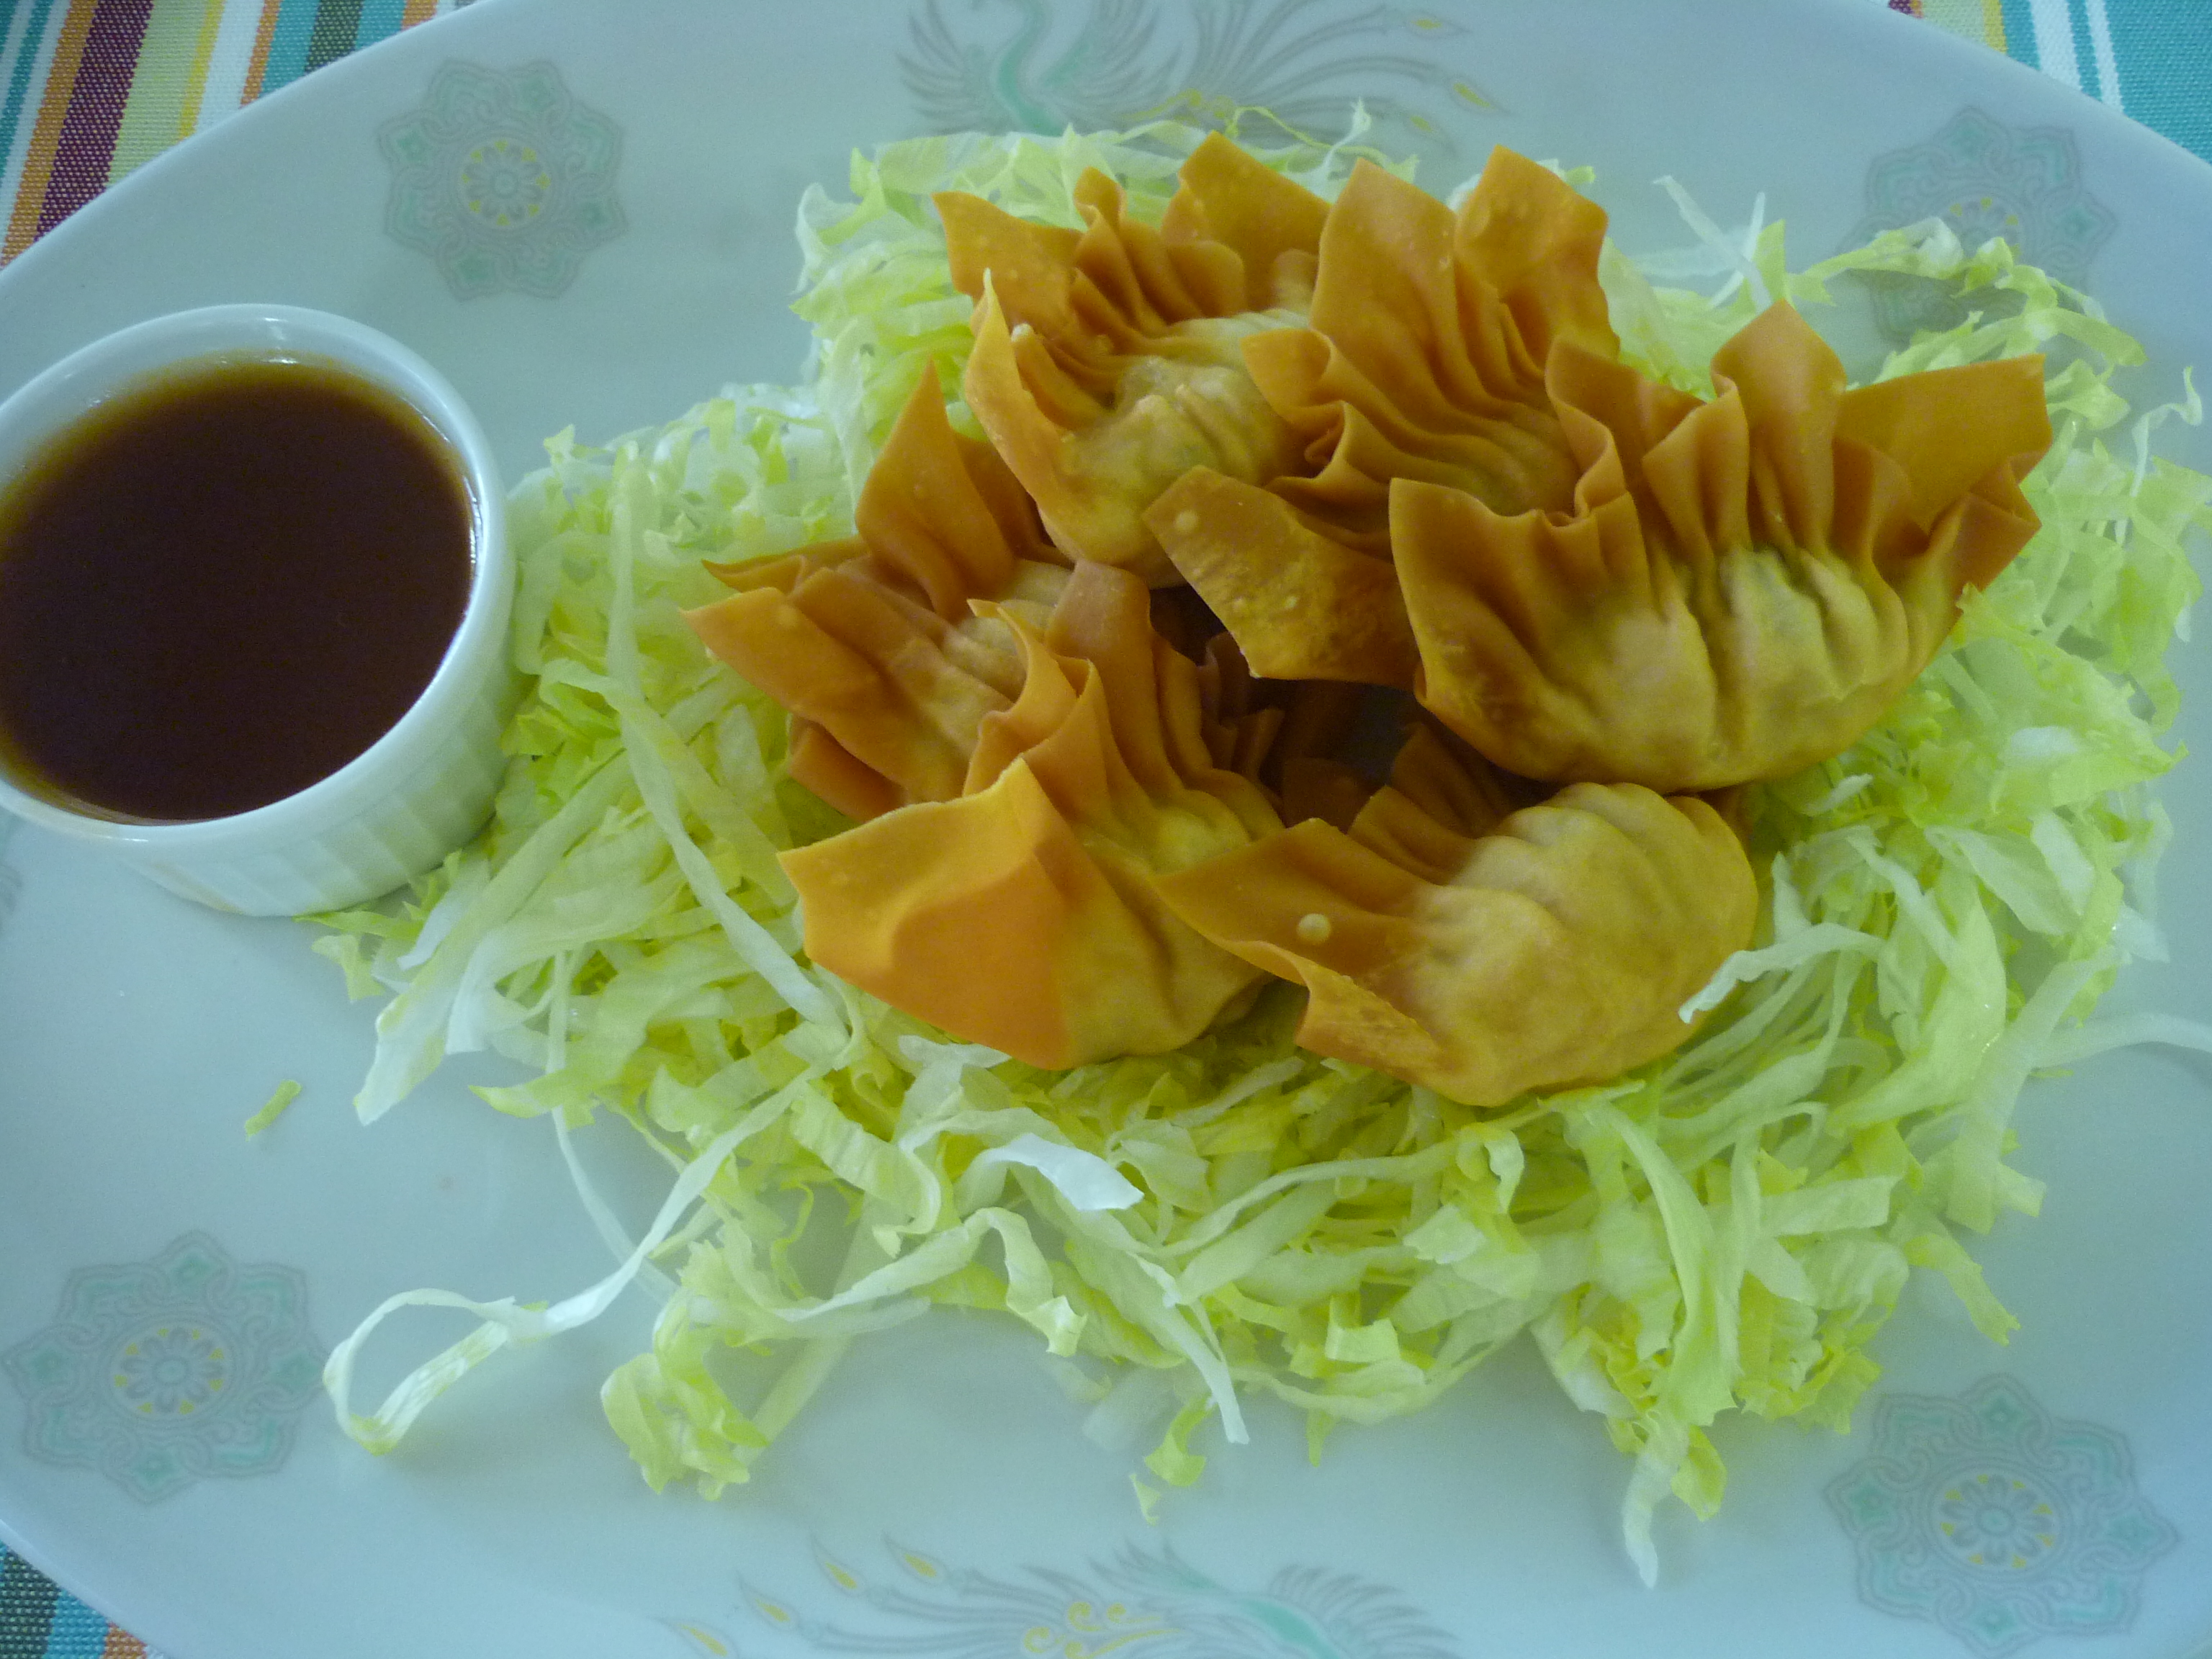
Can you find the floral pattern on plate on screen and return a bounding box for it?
[1827,1375,2179,1658]
[901,0,1485,152]
[3,1231,324,1502]
[662,1539,1463,1658]
[379,60,625,300]
[1843,107,2116,346]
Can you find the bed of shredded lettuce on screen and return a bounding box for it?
[310,117,2212,1582]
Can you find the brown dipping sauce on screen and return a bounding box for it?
[0,355,473,823]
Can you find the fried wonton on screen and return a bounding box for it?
[1145,464,1421,686]
[682,369,1070,820]
[1164,619,1395,832]
[1143,148,1620,683]
[1246,147,1619,548]
[1342,720,1544,879]
[1154,727,1757,1105]
[781,563,1285,1070]
[1401,302,2052,791]
[942,133,1328,580]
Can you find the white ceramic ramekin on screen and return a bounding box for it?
[0,305,513,915]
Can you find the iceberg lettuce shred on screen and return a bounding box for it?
[313,122,2212,1582]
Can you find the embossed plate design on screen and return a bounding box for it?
[0,3,2208,1658]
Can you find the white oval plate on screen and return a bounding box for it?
[1,4,2208,1658]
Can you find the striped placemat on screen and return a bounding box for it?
[1910,0,2212,159]
[1,1544,146,1658]
[0,0,473,263]
[0,2,2207,1657]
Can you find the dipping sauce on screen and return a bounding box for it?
[0,355,473,822]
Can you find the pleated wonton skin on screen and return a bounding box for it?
[683,368,1070,822]
[781,563,1285,1071]
[942,132,1329,581]
[1146,464,1424,688]
[1146,148,1619,685]
[1402,301,2053,792]
[1153,724,1758,1107]
[1253,146,1620,541]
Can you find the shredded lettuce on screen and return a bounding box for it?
[245,1079,302,1138]
[313,124,2212,1583]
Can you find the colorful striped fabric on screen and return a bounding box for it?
[1,1542,156,1658]
[0,0,471,262]
[1884,0,2212,161]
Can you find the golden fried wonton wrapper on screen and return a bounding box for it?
[781,563,1284,1070]
[1246,147,1619,547]
[1144,148,1620,683]
[1144,465,1420,685]
[1402,302,2052,791]
[1344,721,1541,879]
[683,369,1069,820]
[1154,727,1757,1106]
[942,134,1328,580]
